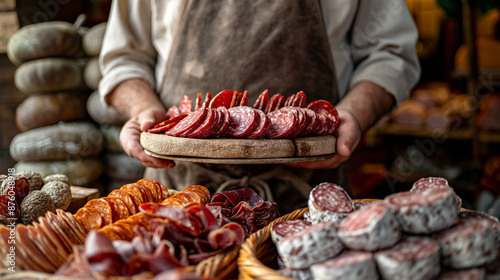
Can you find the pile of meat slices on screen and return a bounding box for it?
[148,89,340,139]
[271,178,500,280]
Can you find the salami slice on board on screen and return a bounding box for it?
[284,93,296,107]
[212,106,230,138]
[166,106,181,119]
[385,188,459,234]
[307,100,338,115]
[265,107,297,139]
[298,108,318,137]
[286,107,307,138]
[246,109,269,139]
[296,91,307,108]
[229,90,240,108]
[338,202,401,251]
[308,182,355,224]
[202,92,212,108]
[271,219,312,244]
[310,114,329,136]
[273,94,286,111]
[374,236,441,280]
[310,250,378,280]
[276,221,344,269]
[224,106,256,138]
[433,217,498,269]
[264,93,281,114]
[209,90,233,109]
[292,91,306,107]
[186,108,215,138]
[165,108,207,137]
[239,90,248,107]
[324,112,339,135]
[179,95,193,114]
[253,89,269,111]
[194,93,202,110]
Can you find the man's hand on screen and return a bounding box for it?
[109,78,175,168]
[120,108,175,168]
[288,109,362,169]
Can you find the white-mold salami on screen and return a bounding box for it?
[308,183,355,224]
[276,221,343,269]
[277,267,312,280]
[411,177,462,210]
[385,188,459,234]
[338,202,401,251]
[433,217,498,269]
[374,236,441,280]
[271,219,312,244]
[310,250,378,280]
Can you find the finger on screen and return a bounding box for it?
[139,110,167,131]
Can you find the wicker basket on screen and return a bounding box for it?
[238,208,308,280]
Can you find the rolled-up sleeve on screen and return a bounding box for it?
[99,0,157,105]
[349,0,421,106]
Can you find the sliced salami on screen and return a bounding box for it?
[264,93,281,114]
[284,93,296,107]
[436,268,486,280]
[151,113,188,129]
[324,112,339,135]
[276,221,344,269]
[308,183,355,224]
[374,236,441,280]
[224,106,256,138]
[277,267,312,280]
[271,219,313,244]
[292,91,306,107]
[433,217,498,269]
[385,188,459,234]
[307,100,338,116]
[287,107,307,138]
[239,90,248,107]
[265,107,297,139]
[165,108,207,137]
[229,90,240,108]
[186,108,216,138]
[253,89,269,111]
[411,177,462,209]
[166,105,181,119]
[273,94,286,111]
[202,91,212,108]
[296,91,307,108]
[194,93,202,110]
[179,95,193,114]
[212,106,230,138]
[338,202,401,251]
[209,89,233,109]
[246,109,269,139]
[298,108,318,137]
[310,250,378,280]
[458,209,500,244]
[311,114,329,136]
[147,121,178,134]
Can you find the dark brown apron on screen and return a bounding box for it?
[146,0,345,214]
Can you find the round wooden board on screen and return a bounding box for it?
[144,149,335,164]
[140,132,336,160]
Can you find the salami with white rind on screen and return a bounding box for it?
[433,218,498,269]
[271,219,312,244]
[458,210,500,246]
[338,202,401,251]
[308,183,355,224]
[374,236,441,280]
[276,221,343,269]
[265,107,297,138]
[411,177,462,209]
[436,268,486,280]
[277,267,313,280]
[385,188,459,234]
[310,250,379,280]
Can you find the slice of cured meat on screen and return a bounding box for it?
[194,93,202,110]
[239,90,248,107]
[307,100,338,116]
[308,182,355,224]
[385,188,459,234]
[179,95,193,114]
[284,93,296,107]
[298,108,318,137]
[275,221,344,269]
[338,202,401,251]
[433,217,498,269]
[166,106,181,119]
[292,91,306,107]
[310,250,378,280]
[224,106,256,138]
[323,112,339,135]
[296,91,307,108]
[185,108,215,138]
[264,93,281,114]
[165,108,207,137]
[277,267,312,280]
[152,113,189,129]
[271,219,312,244]
[273,94,286,111]
[229,90,240,109]
[212,106,230,138]
[435,268,486,280]
[209,90,233,109]
[246,109,269,139]
[253,89,269,111]
[265,107,296,139]
[458,209,500,244]
[109,189,138,214]
[286,107,307,138]
[411,177,462,209]
[310,114,329,136]
[374,236,441,280]
[202,92,211,108]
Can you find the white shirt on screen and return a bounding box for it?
[99,0,421,107]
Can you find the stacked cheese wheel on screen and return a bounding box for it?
[270,177,500,280]
[149,89,340,139]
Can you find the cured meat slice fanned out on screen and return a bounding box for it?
[253,89,269,111]
[212,106,230,138]
[433,217,498,269]
[275,221,343,269]
[265,107,297,139]
[208,89,233,109]
[246,109,269,139]
[411,177,462,209]
[298,108,318,136]
[374,236,441,280]
[310,250,378,280]
[338,202,401,251]
[270,219,312,244]
[185,108,218,138]
[165,108,207,137]
[307,182,355,224]
[224,106,256,138]
[179,95,192,114]
[385,188,459,234]
[286,107,307,138]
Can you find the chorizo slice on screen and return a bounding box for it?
[253,89,269,111]
[265,107,296,139]
[224,106,256,138]
[194,93,202,110]
[209,89,233,109]
[212,106,230,138]
[165,107,207,137]
[246,109,269,139]
[109,189,138,215]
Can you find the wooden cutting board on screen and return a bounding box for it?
[140,132,336,162]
